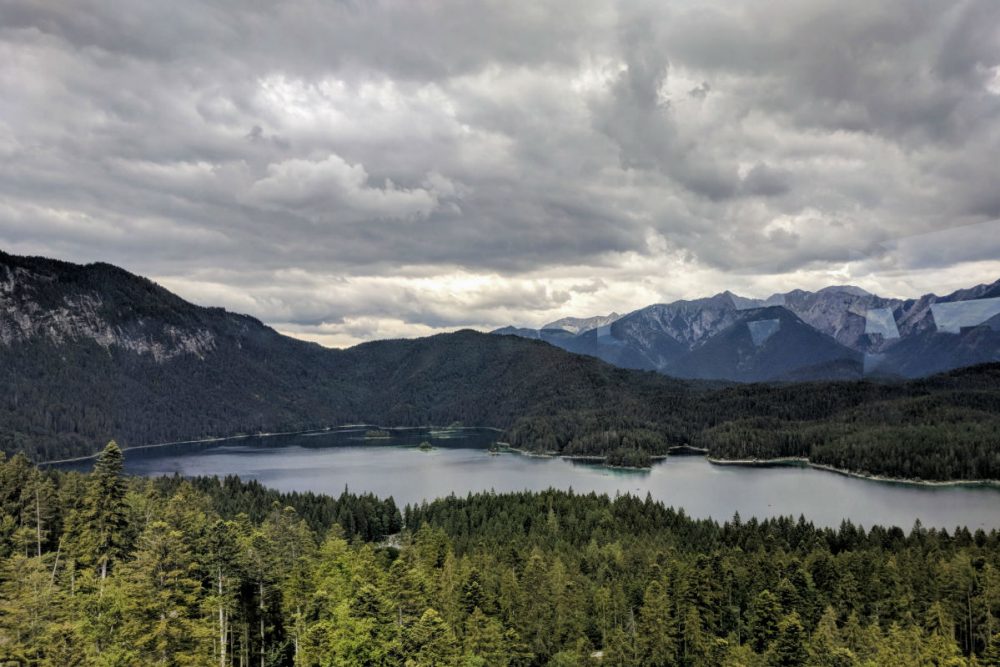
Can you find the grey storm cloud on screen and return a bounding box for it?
[1,0,999,345]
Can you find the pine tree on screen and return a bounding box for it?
[462,569,485,614]
[263,505,316,664]
[240,523,278,667]
[463,606,509,666]
[808,606,856,667]
[680,605,710,666]
[721,641,767,667]
[601,626,635,667]
[19,467,57,558]
[770,612,808,667]
[0,554,84,665]
[749,589,782,652]
[66,441,129,580]
[405,608,460,667]
[119,520,212,665]
[636,578,677,665]
[205,519,241,667]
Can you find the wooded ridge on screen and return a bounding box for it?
[3,250,1000,482]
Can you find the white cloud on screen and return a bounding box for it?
[248,154,442,222]
[0,0,998,346]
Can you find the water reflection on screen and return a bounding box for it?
[54,427,1000,531]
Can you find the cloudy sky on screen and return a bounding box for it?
[1,0,999,346]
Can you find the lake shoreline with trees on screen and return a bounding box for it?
[5,442,1000,665]
[41,424,1000,490]
[707,457,1000,489]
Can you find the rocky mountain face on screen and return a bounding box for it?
[663,307,862,382]
[541,312,621,334]
[495,280,1000,381]
[0,250,694,461]
[0,253,243,361]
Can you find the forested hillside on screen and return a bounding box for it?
[1,251,693,463]
[3,251,1000,483]
[506,363,1000,481]
[3,445,1000,665]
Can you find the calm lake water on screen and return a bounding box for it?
[56,427,1000,530]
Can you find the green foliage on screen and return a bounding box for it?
[770,612,808,666]
[511,363,1000,480]
[604,447,653,468]
[65,441,130,578]
[2,448,1000,665]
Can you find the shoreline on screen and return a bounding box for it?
[39,431,1000,489]
[500,446,1000,487]
[501,445,681,471]
[38,424,503,466]
[706,456,1000,488]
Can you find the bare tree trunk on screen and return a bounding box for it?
[219,567,227,667]
[968,590,974,656]
[259,580,265,667]
[48,539,62,590]
[35,486,42,558]
[98,557,107,600]
[295,604,301,665]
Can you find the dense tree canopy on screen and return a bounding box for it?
[507,363,1000,481]
[2,446,1000,665]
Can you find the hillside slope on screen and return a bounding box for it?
[3,250,1000,482]
[0,251,689,461]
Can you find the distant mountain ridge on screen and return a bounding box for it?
[0,250,691,461]
[542,312,621,334]
[494,280,1000,381]
[3,250,1000,483]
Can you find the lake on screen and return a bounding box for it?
[55,426,1000,531]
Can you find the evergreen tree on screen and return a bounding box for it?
[264,505,316,664]
[119,520,212,665]
[983,632,1000,666]
[770,612,808,667]
[680,605,710,667]
[636,578,677,665]
[205,519,242,667]
[0,554,83,665]
[405,608,461,667]
[67,441,129,580]
[808,606,856,667]
[601,626,635,667]
[749,589,782,652]
[463,607,509,666]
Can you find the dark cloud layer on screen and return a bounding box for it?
[1,0,998,345]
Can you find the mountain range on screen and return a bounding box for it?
[3,249,1000,483]
[0,250,691,461]
[494,282,1000,381]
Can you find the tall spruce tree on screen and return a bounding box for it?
[636,578,678,665]
[70,441,129,580]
